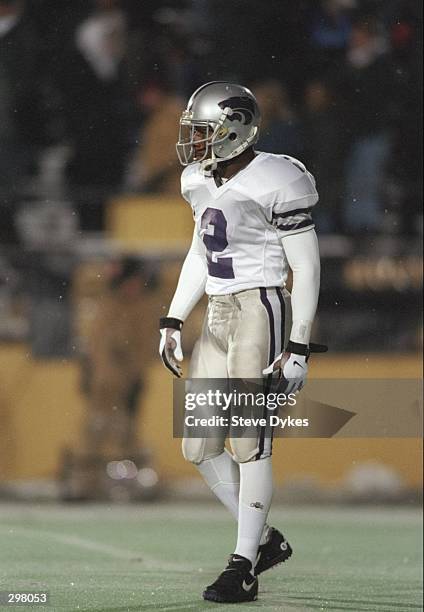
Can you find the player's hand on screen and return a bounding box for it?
[263,341,328,394]
[263,351,307,394]
[281,352,308,394]
[159,317,184,378]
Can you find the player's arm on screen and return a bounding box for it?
[263,228,322,392]
[159,229,207,377]
[283,228,320,346]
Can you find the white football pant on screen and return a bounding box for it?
[182,287,291,464]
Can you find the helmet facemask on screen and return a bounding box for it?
[176,110,230,168]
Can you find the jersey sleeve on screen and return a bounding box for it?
[260,156,319,237]
[271,156,318,237]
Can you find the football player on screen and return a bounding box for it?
[159,82,321,603]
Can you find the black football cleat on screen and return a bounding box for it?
[203,554,258,603]
[254,527,293,575]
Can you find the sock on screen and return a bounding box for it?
[196,450,271,544]
[234,457,273,567]
[260,524,271,546]
[196,449,240,519]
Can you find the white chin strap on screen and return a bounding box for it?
[200,156,218,177]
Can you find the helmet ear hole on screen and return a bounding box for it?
[229,132,237,141]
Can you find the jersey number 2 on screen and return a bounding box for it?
[200,208,235,279]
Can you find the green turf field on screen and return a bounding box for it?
[0,502,421,612]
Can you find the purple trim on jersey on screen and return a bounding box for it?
[272,206,313,219]
[273,219,314,232]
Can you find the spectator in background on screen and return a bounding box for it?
[57,0,130,228]
[127,79,184,195]
[383,5,422,234]
[308,0,355,71]
[0,0,41,241]
[253,79,304,158]
[341,16,395,234]
[61,256,158,500]
[81,257,155,461]
[303,77,344,232]
[63,0,128,188]
[162,34,203,101]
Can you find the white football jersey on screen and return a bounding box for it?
[181,151,318,296]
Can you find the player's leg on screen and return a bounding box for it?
[185,299,280,536]
[203,288,283,603]
[229,288,291,567]
[253,287,293,574]
[203,289,292,603]
[182,307,240,517]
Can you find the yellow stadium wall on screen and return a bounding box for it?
[106,195,193,250]
[0,344,422,488]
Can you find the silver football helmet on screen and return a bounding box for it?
[176,81,261,174]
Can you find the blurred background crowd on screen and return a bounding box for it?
[0,0,422,501]
[0,0,422,233]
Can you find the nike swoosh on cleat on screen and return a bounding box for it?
[242,579,256,592]
[293,361,304,369]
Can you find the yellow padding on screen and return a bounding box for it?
[107,196,193,250]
